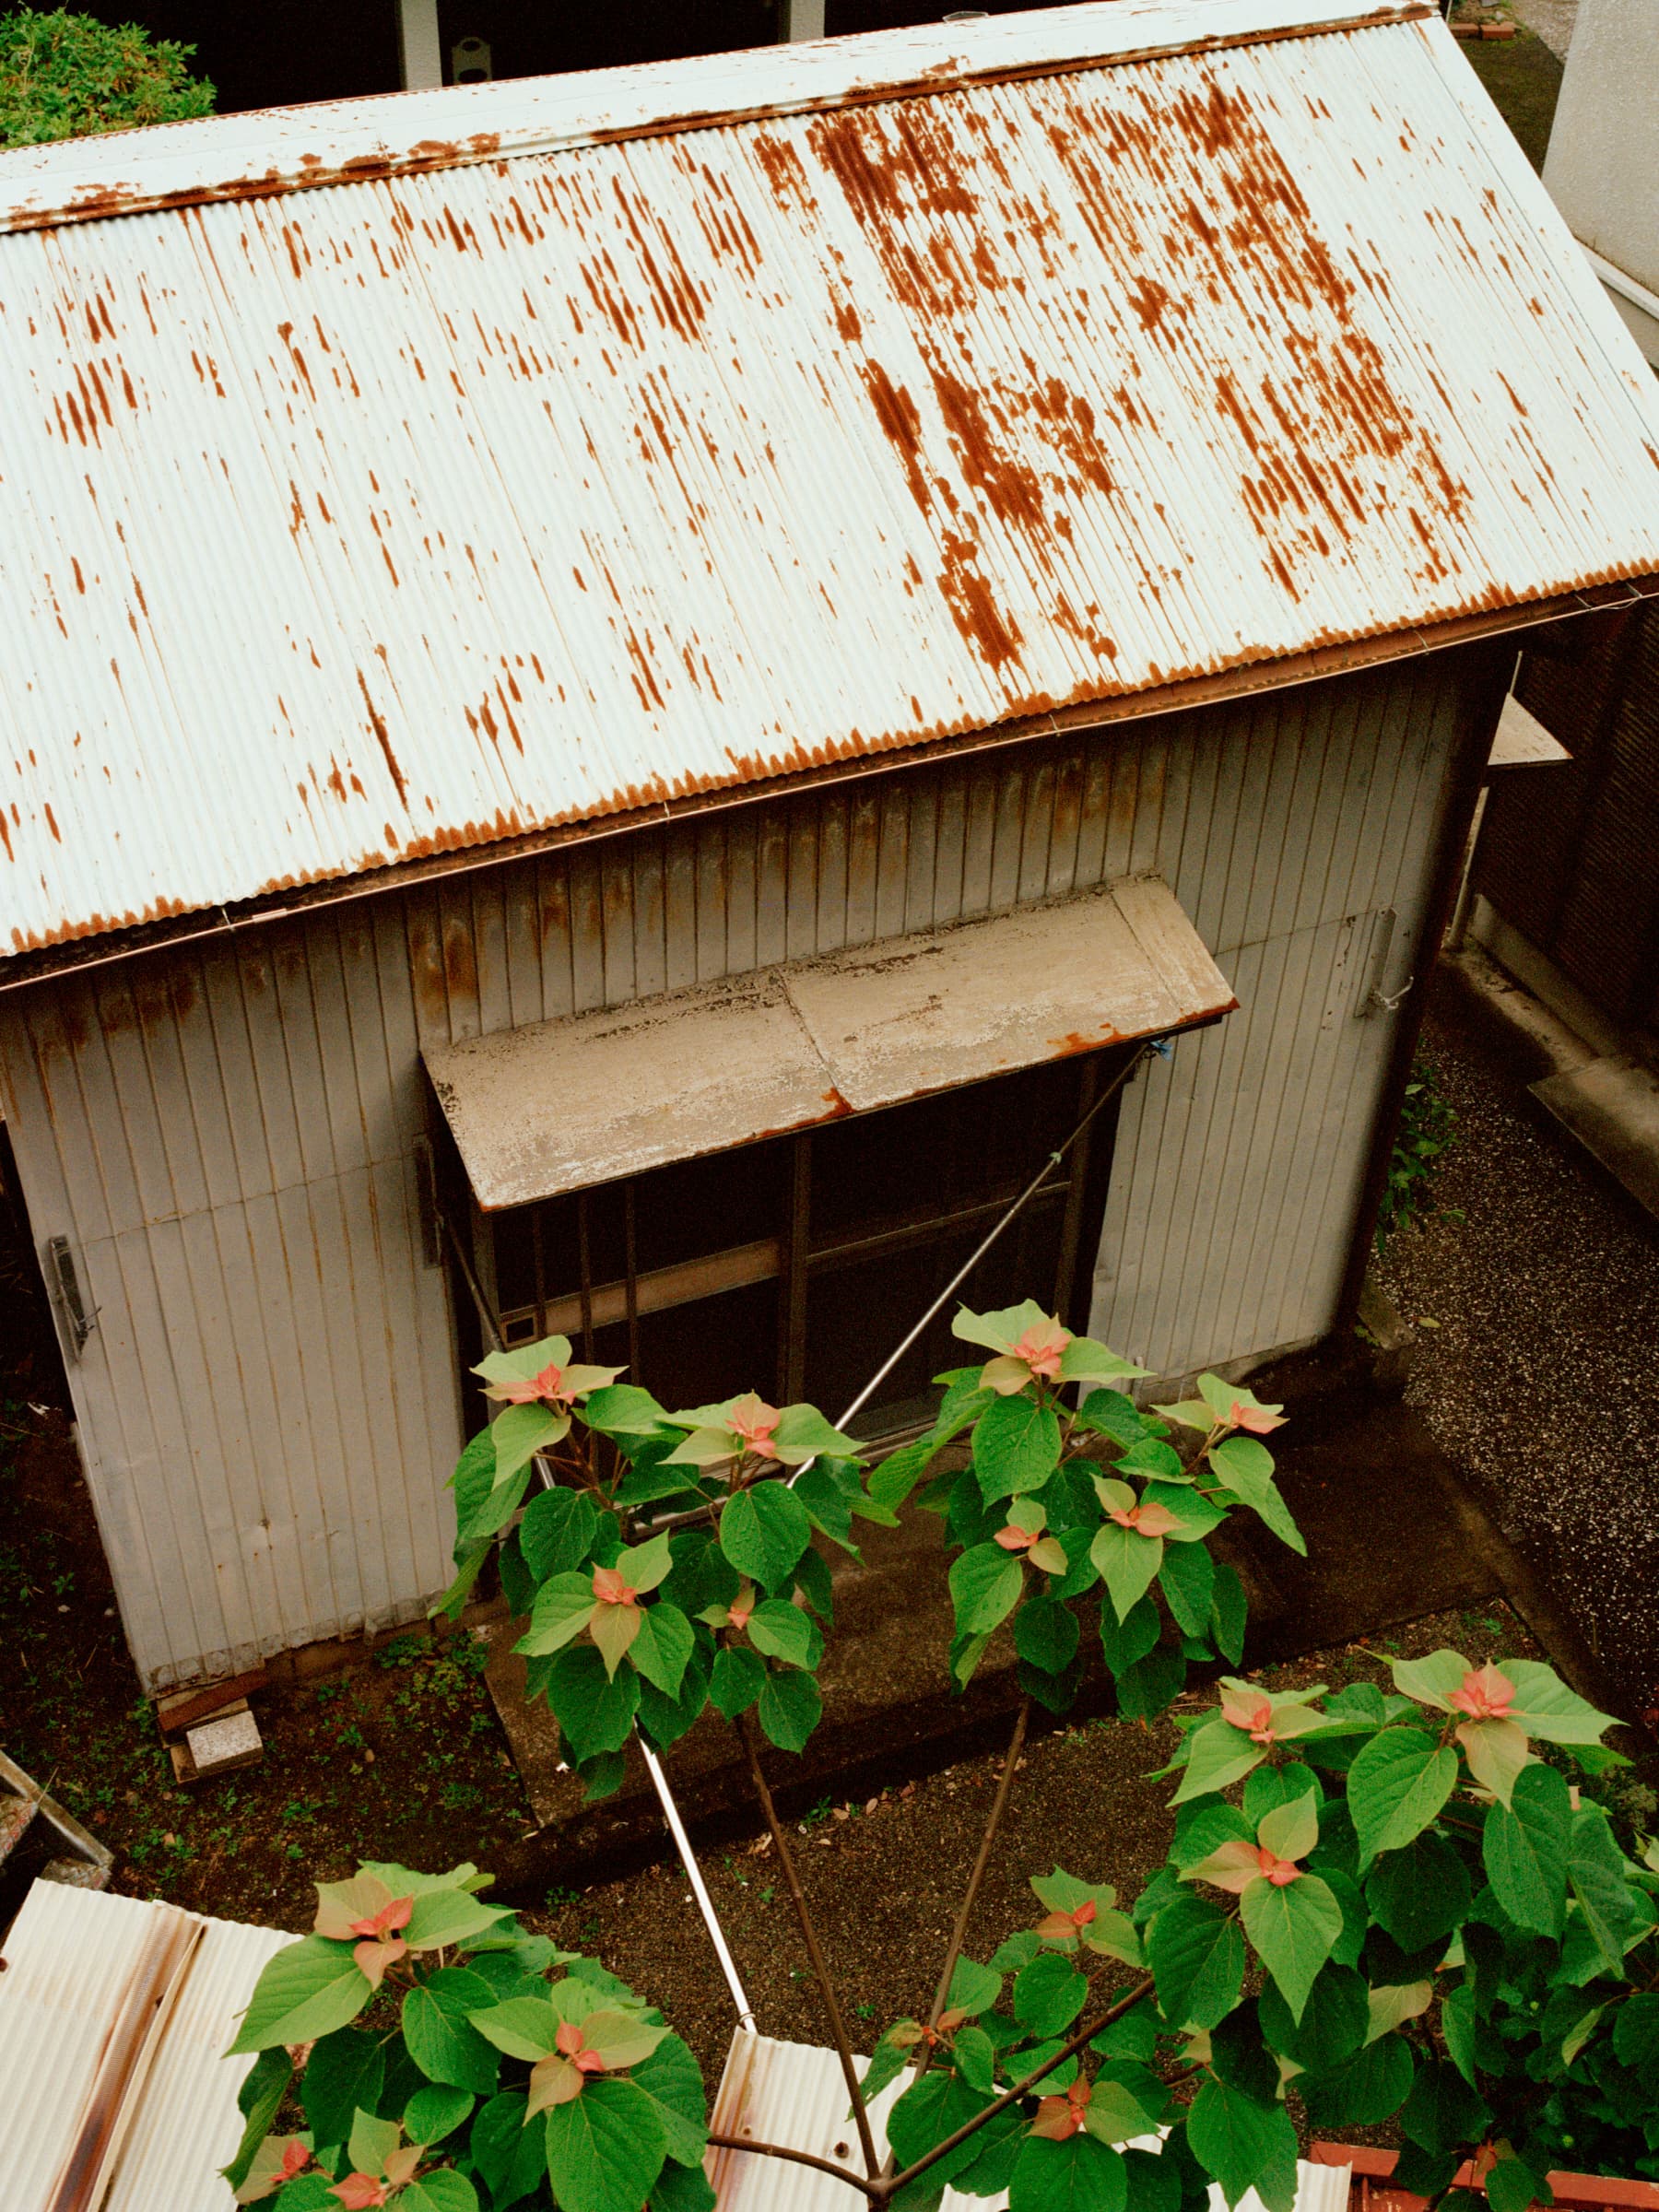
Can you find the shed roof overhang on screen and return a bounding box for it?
[423,877,1234,1211]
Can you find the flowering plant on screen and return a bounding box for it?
[228,1300,1645,2212]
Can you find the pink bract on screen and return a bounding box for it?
[592,1565,637,1607]
[490,1359,568,1406]
[1220,1689,1277,1743]
[1107,1499,1180,1538]
[994,1524,1037,1552]
[1257,1845,1300,1887]
[331,2177,388,2209]
[1011,1322,1071,1378]
[729,1393,782,1457]
[347,1894,413,1939]
[1450,1664,1515,1722]
[1229,1400,1286,1434]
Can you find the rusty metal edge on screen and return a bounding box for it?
[0,6,1435,239]
[3,576,1653,995]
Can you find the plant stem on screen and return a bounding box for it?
[735,1710,882,2180]
[708,2130,877,2199]
[917,1696,1031,2072]
[883,1973,1159,2199]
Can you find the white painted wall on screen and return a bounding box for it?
[0,654,1481,1687]
[1544,0,1659,362]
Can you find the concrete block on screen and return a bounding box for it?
[179,1707,263,1782]
[1531,1058,1659,1224]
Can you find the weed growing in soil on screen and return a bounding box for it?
[1376,1057,1461,1253]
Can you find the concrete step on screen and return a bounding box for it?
[1531,1057,1659,1224]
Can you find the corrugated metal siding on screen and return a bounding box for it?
[0,1879,292,2212]
[0,3,1654,958]
[1092,654,1462,1375]
[0,654,1469,1685]
[707,2031,1357,2212]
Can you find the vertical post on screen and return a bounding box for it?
[1052,1055,1100,1326]
[779,1134,812,1405]
[776,0,825,41]
[396,0,444,88]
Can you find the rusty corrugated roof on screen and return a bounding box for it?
[1,0,1656,962]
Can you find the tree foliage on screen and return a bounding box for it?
[0,7,213,147]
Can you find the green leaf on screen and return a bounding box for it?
[520,1489,601,1581]
[491,1401,565,1487]
[1613,1991,1659,2087]
[400,2176,480,2212]
[857,2026,919,2109]
[544,1645,641,1759]
[758,1667,822,1751]
[629,1604,694,1697]
[1258,1963,1368,2072]
[649,2160,718,2212]
[974,1394,1063,1501]
[349,2109,403,2177]
[630,2035,709,2167]
[1300,2034,1414,2126]
[1568,1804,1641,1973]
[226,1936,373,2054]
[1398,2059,1490,2156]
[1147,1893,1246,2031]
[516,1571,599,1658]
[1014,1950,1088,2037]
[1484,1759,1571,1936]
[887,2068,997,2190]
[1116,1642,1187,1722]
[1186,2075,1299,2209]
[1347,1730,1458,1865]
[222,2048,292,2191]
[1364,1830,1470,1952]
[950,2022,996,2093]
[582,1384,671,1437]
[948,1542,1024,1635]
[1090,1520,1165,1623]
[472,1994,562,2060]
[709,1644,765,1719]
[406,2084,475,2144]
[1206,1438,1304,1556]
[299,2028,383,2148]
[1159,1541,1215,1638]
[1486,2155,1547,2212]
[405,1889,512,1952]
[454,1426,532,1551]
[403,1970,502,2096]
[1011,2134,1128,2212]
[1209,1564,1247,1666]
[544,2076,668,2212]
[771,1402,865,1463]
[746,1597,818,1669]
[720,1485,812,1590]
[471,2091,548,2210]
[947,1956,1004,2016]
[1100,1594,1159,1680]
[1016,1596,1080,1674]
[1503,1660,1617,1746]
[1172,1719,1267,1806]
[1241,1874,1342,2026]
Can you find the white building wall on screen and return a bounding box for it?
[0,653,1480,1688]
[1542,0,1659,365]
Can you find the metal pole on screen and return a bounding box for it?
[641,1743,759,2035]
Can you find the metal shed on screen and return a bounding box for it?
[0,0,1655,1689]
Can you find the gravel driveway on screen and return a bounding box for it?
[1376,983,1659,1712]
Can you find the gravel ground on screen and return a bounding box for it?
[1376,993,1659,1712]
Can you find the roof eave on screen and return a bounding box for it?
[5,577,1652,996]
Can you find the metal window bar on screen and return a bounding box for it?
[437,1036,1155,2037]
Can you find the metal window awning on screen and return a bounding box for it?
[424,876,1236,1212]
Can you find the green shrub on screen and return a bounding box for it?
[0,7,213,147]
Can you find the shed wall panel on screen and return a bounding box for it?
[0,655,1473,1686]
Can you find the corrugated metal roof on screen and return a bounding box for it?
[425,876,1235,1206]
[1,0,1656,962]
[707,2030,1359,2212]
[0,1879,292,2212]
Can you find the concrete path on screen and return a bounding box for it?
[1508,0,1577,60]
